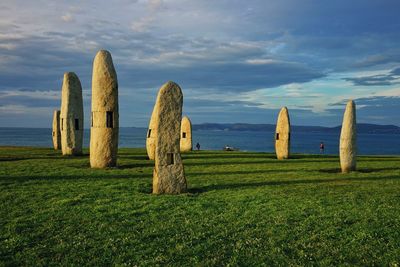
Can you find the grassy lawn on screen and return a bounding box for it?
[0,146,399,266]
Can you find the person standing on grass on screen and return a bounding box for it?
[320,142,325,154]
[196,142,200,150]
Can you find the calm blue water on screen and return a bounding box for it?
[0,127,399,155]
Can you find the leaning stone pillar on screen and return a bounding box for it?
[180,116,192,152]
[90,50,119,168]
[275,107,291,159]
[146,104,158,160]
[60,72,84,155]
[152,81,187,194]
[52,110,61,150]
[340,100,357,173]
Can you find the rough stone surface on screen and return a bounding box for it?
[146,103,158,160]
[275,107,291,160]
[180,116,192,152]
[90,50,119,168]
[60,72,83,155]
[153,81,187,194]
[52,110,61,150]
[340,100,357,173]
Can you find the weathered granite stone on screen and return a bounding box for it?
[180,116,192,152]
[275,107,290,160]
[146,103,158,160]
[340,100,357,173]
[153,81,187,194]
[90,50,119,168]
[60,72,83,155]
[52,110,61,150]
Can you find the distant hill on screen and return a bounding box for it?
[192,123,400,134]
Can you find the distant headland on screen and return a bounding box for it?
[191,123,400,134]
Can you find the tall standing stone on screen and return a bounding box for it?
[275,107,291,160]
[60,72,84,155]
[180,116,192,152]
[52,110,61,150]
[340,100,357,173]
[146,103,158,160]
[90,50,119,168]
[153,81,187,194]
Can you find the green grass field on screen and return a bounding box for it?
[1,146,399,266]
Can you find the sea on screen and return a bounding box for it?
[0,127,399,155]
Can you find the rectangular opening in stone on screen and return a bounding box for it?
[147,129,151,138]
[276,133,279,140]
[91,112,93,127]
[167,153,174,165]
[75,119,79,130]
[182,132,186,138]
[106,111,113,128]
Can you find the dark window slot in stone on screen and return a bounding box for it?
[182,132,186,138]
[147,129,152,138]
[276,133,279,140]
[75,119,79,130]
[106,111,113,128]
[167,153,174,165]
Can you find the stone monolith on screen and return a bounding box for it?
[146,103,158,160]
[153,81,187,194]
[180,116,192,152]
[60,72,84,155]
[340,100,357,173]
[275,107,291,159]
[52,109,61,150]
[90,50,119,168]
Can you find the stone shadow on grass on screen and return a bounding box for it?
[185,159,337,166]
[0,173,150,182]
[182,154,276,160]
[188,169,302,177]
[118,163,153,169]
[319,167,400,173]
[189,175,400,193]
[119,155,150,160]
[0,155,76,161]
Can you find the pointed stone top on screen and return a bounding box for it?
[159,81,181,95]
[63,72,78,81]
[341,99,356,132]
[62,72,82,92]
[95,49,112,59]
[346,99,355,108]
[182,116,191,123]
[93,50,117,78]
[277,106,290,123]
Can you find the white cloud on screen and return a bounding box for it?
[131,17,154,33]
[0,104,52,115]
[61,13,74,22]
[0,43,16,50]
[245,59,277,65]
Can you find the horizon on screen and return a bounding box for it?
[1,121,398,130]
[1,1,400,127]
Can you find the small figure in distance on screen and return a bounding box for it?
[196,142,200,151]
[320,142,325,154]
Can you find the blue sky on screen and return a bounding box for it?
[0,0,399,127]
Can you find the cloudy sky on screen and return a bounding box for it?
[0,0,399,127]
